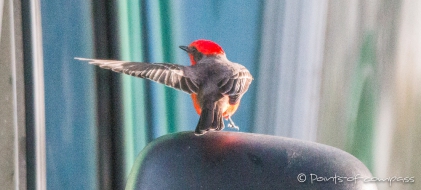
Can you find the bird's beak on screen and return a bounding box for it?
[179,45,190,52]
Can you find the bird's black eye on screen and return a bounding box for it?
[191,47,203,63]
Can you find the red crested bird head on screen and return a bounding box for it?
[179,39,225,65]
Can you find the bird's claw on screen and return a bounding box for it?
[227,117,239,130]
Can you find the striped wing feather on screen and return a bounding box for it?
[217,67,253,105]
[75,58,199,94]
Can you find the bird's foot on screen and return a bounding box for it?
[194,128,207,136]
[227,117,239,131]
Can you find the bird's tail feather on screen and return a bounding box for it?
[195,101,225,135]
[195,107,213,135]
[213,105,224,131]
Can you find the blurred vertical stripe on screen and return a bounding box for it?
[21,0,47,189]
[117,1,147,183]
[1,0,26,189]
[91,1,122,189]
[388,0,421,189]
[317,0,380,178]
[40,0,97,189]
[254,0,327,140]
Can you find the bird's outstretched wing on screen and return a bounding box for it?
[217,67,253,105]
[75,57,199,94]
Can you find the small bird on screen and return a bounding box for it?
[75,39,253,135]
